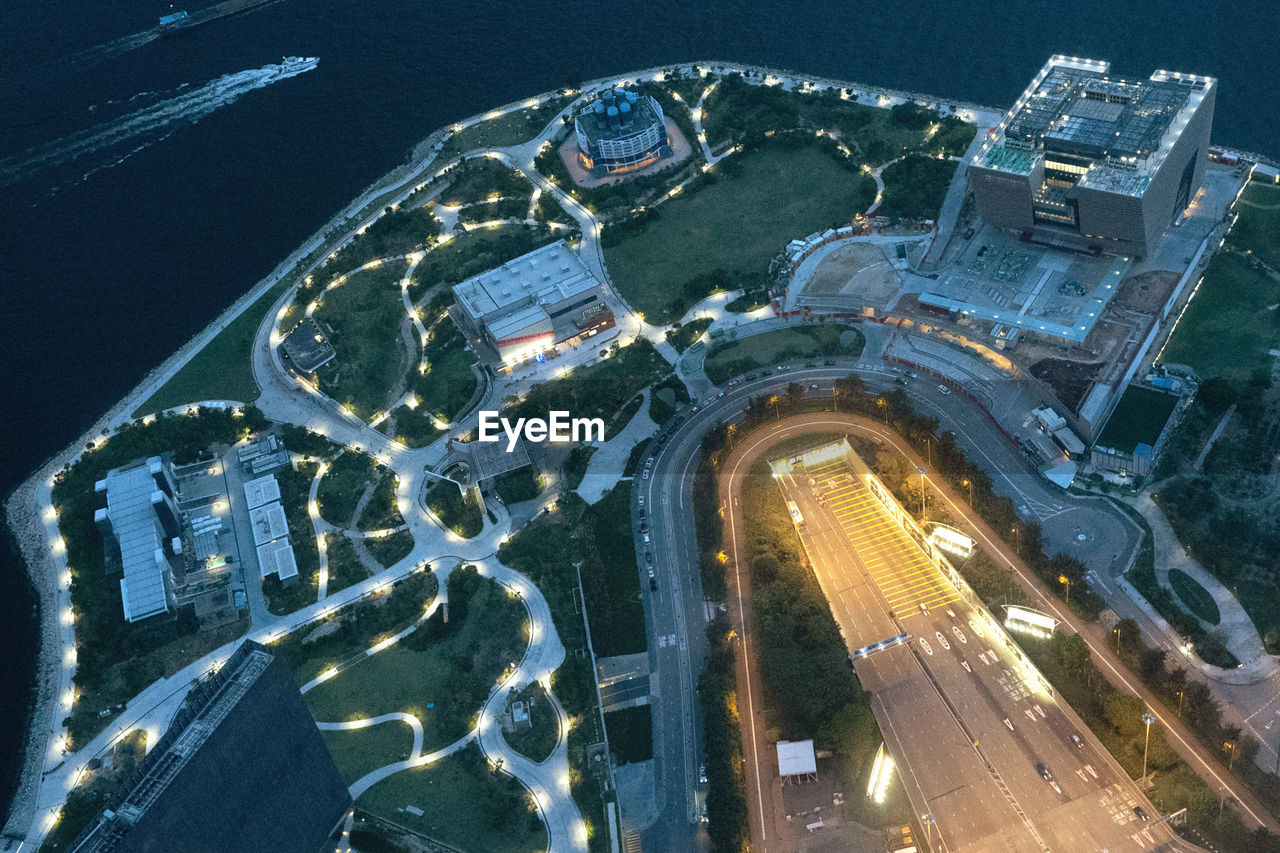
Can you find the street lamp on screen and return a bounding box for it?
[961,478,973,507]
[916,466,927,519]
[876,396,887,425]
[1058,575,1071,607]
[1224,739,1238,771]
[1142,712,1156,779]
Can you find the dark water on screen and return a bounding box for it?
[1,0,1277,822]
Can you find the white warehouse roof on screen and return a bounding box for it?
[243,474,281,510]
[452,241,599,320]
[248,502,289,547]
[98,461,172,623]
[776,739,817,777]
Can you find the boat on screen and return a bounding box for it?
[159,10,189,26]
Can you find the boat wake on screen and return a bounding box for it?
[0,56,318,189]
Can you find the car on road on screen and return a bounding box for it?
[645,552,654,562]
[894,378,907,386]
[1070,734,1084,749]
[640,524,650,534]
[638,495,644,507]
[906,371,918,379]
[717,390,725,398]
[1133,806,1149,822]
[699,764,707,784]
[727,379,738,387]
[919,602,930,615]
[699,804,708,824]
[648,566,657,591]
[823,360,836,366]
[638,508,647,521]
[642,532,651,544]
[938,384,951,395]
[776,365,789,371]
[1037,763,1053,782]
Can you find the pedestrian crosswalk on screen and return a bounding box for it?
[808,460,958,614]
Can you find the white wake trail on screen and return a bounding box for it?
[0,56,318,188]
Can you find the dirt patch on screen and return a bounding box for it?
[1112,269,1180,314]
[1030,358,1105,413]
[800,241,902,308]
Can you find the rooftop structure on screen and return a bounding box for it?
[242,474,281,510]
[94,457,180,623]
[256,538,298,581]
[280,317,336,374]
[573,86,671,177]
[452,241,613,366]
[776,739,818,779]
[969,56,1215,257]
[70,641,350,853]
[248,502,288,547]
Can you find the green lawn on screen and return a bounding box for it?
[413,321,477,424]
[510,339,669,428]
[364,529,415,569]
[314,261,413,421]
[425,480,484,538]
[133,279,288,417]
[318,451,380,527]
[436,94,577,161]
[1095,386,1179,454]
[1160,206,1280,381]
[877,154,959,220]
[304,579,526,752]
[703,324,864,384]
[1169,568,1221,626]
[603,145,875,323]
[357,743,546,853]
[1236,183,1280,271]
[504,682,560,764]
[320,718,416,785]
[581,487,647,657]
[325,534,370,595]
[388,405,445,448]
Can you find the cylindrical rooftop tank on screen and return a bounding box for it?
[594,100,605,114]
[625,90,638,104]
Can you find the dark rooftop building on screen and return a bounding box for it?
[70,641,350,853]
[281,317,337,374]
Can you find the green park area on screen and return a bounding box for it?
[1168,568,1221,625]
[317,451,401,529]
[702,74,974,161]
[425,480,484,538]
[510,339,669,428]
[504,681,561,763]
[313,260,414,421]
[133,279,287,417]
[603,143,876,323]
[702,324,864,384]
[436,93,578,161]
[320,718,416,785]
[357,743,546,853]
[304,568,526,754]
[1160,186,1280,381]
[324,534,371,596]
[877,154,959,220]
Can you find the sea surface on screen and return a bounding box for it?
[1,0,1277,822]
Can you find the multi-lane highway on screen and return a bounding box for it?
[768,442,1178,852]
[628,359,1267,851]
